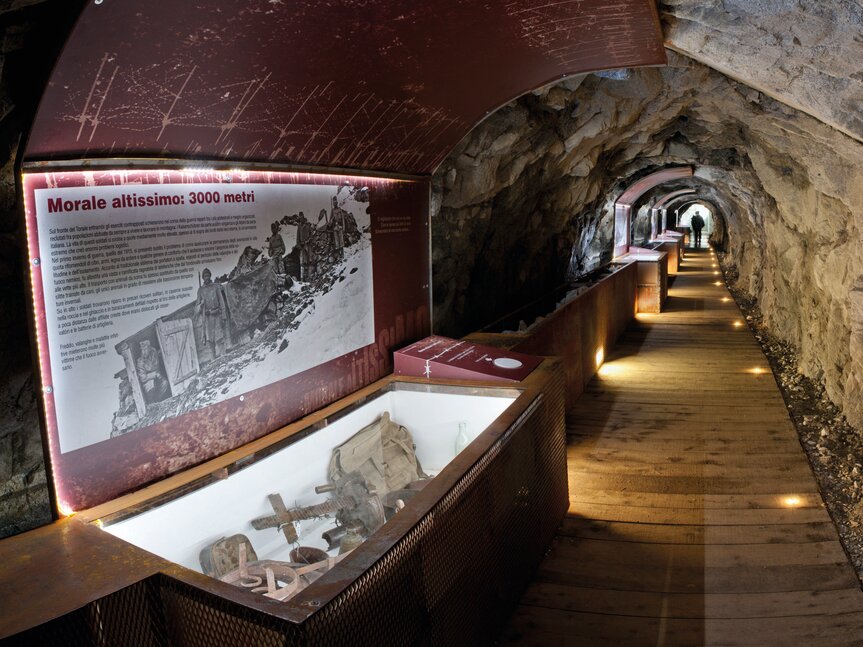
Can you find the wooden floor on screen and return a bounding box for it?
[500,248,863,646]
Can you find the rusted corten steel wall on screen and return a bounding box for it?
[24,0,665,174]
[465,263,638,410]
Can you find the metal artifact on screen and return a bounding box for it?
[321,524,347,551]
[250,471,385,545]
[199,534,258,579]
[338,521,365,555]
[290,546,328,564]
[219,542,351,602]
[380,479,431,520]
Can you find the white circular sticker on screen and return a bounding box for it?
[493,357,523,370]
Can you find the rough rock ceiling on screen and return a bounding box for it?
[662,0,863,144]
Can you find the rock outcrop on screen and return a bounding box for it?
[0,0,81,538]
[662,0,863,145]
[433,51,863,430]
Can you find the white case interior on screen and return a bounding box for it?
[102,388,517,572]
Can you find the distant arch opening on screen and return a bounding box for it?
[678,203,713,249]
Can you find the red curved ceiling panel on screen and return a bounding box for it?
[653,188,696,210]
[25,0,665,174]
[616,166,693,207]
[613,166,693,256]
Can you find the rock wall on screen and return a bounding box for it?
[662,0,863,144]
[432,51,863,431]
[0,0,83,538]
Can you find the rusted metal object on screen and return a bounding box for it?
[218,542,350,602]
[250,473,386,546]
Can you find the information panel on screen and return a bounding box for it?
[23,168,430,511]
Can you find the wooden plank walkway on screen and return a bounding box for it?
[500,249,863,646]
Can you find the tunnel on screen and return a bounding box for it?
[1,1,863,644]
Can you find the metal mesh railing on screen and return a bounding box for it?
[5,369,567,647]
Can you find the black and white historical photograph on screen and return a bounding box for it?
[33,178,375,452]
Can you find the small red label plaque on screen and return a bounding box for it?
[394,335,542,383]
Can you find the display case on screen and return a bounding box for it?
[615,247,668,314]
[1,362,567,646]
[649,235,682,274]
[100,384,518,584]
[660,229,686,264]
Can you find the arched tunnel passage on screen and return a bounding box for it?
[650,188,695,240]
[430,46,863,643]
[676,199,723,250]
[3,2,863,645]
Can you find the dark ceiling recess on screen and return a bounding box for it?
[25,0,665,174]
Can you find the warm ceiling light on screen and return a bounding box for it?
[713,271,719,275]
[733,321,743,327]
[748,367,766,375]
[783,496,801,507]
[721,297,730,302]
[714,281,722,286]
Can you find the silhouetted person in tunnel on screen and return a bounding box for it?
[691,211,705,249]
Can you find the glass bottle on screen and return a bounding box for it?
[455,421,470,454]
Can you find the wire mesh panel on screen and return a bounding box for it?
[159,577,300,647]
[304,519,431,647]
[4,368,567,647]
[2,578,165,647]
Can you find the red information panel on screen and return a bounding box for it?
[394,335,542,383]
[22,167,430,511]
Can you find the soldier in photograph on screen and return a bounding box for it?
[296,211,317,281]
[267,221,286,274]
[136,339,170,404]
[332,210,345,261]
[110,371,139,434]
[196,268,230,360]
